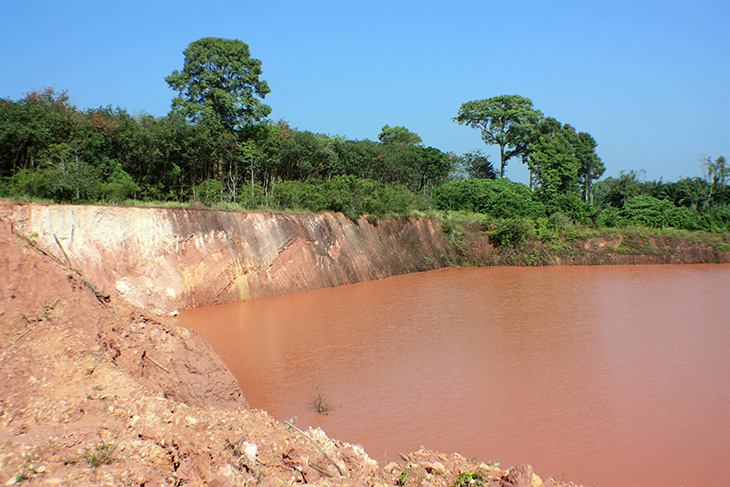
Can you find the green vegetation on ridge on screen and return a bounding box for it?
[1,37,728,242]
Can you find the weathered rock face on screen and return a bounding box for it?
[9,202,457,314]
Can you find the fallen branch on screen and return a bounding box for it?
[144,353,169,373]
[54,234,73,268]
[6,300,58,348]
[87,352,108,375]
[308,461,334,478]
[11,227,110,304]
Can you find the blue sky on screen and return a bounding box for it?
[2,0,728,185]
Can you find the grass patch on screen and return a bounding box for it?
[395,468,412,486]
[312,389,333,415]
[451,470,487,487]
[85,442,116,469]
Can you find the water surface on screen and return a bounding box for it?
[180,264,730,487]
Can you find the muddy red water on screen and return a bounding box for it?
[179,264,730,487]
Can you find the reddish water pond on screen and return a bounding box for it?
[179,264,730,487]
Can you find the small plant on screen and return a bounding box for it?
[451,470,487,487]
[85,441,116,469]
[313,388,333,415]
[396,468,412,486]
[13,455,44,483]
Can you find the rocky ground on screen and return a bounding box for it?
[0,204,582,486]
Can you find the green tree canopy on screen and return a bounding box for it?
[378,125,422,146]
[459,150,498,179]
[434,178,545,218]
[453,95,542,178]
[527,118,603,203]
[166,37,271,131]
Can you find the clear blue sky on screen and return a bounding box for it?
[2,0,728,184]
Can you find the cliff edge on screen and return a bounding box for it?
[9,202,457,315]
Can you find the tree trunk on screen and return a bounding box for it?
[499,144,506,178]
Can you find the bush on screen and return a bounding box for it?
[597,205,622,228]
[433,178,545,218]
[271,175,422,218]
[621,195,675,228]
[489,218,532,249]
[544,192,597,226]
[96,163,140,203]
[8,168,54,199]
[193,179,225,205]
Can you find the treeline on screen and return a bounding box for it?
[0,88,451,211]
[1,87,728,233]
[1,37,728,236]
[433,163,730,236]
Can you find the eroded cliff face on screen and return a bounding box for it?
[9,202,457,314]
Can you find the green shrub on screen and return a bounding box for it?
[489,218,532,249]
[193,179,225,205]
[433,178,545,218]
[271,175,422,218]
[621,195,675,228]
[621,195,714,231]
[544,192,597,225]
[597,205,622,228]
[96,163,140,203]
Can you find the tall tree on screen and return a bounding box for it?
[526,118,603,202]
[166,38,272,196]
[575,131,604,203]
[528,119,580,197]
[166,37,272,130]
[453,95,542,178]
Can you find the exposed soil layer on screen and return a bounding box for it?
[9,201,729,318]
[1,201,579,485]
[9,202,457,315]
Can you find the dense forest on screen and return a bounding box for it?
[1,37,728,237]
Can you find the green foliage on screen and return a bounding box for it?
[85,442,115,469]
[8,168,54,198]
[529,123,580,196]
[378,125,422,146]
[1,79,727,243]
[619,195,706,230]
[433,178,545,218]
[621,195,675,227]
[489,218,532,249]
[458,150,497,179]
[454,95,542,178]
[543,192,597,226]
[597,205,622,228]
[594,170,649,208]
[576,131,605,203]
[166,37,271,130]
[193,179,225,205]
[526,118,604,205]
[395,468,412,486]
[451,470,487,487]
[272,175,422,219]
[96,163,140,203]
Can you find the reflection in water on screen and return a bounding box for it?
[180,265,730,487]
